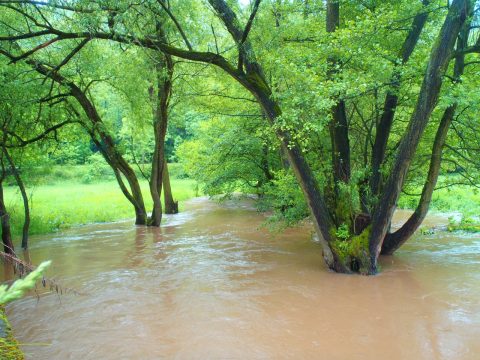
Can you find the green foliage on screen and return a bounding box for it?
[398,178,480,217]
[335,223,351,241]
[261,170,310,228]
[81,153,116,184]
[447,215,480,233]
[0,261,50,305]
[177,111,277,197]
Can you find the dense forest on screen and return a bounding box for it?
[1,0,480,276]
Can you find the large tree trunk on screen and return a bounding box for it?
[208,0,351,272]
[3,148,29,249]
[163,161,178,214]
[368,0,471,273]
[381,19,469,255]
[370,1,430,196]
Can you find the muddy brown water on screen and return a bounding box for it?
[2,197,480,359]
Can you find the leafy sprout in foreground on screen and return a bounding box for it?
[0,261,51,305]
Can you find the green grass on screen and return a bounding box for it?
[398,186,480,216]
[4,178,198,238]
[398,182,480,232]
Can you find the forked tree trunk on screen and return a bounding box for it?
[368,0,471,273]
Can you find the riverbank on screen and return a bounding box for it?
[4,178,198,238]
[4,163,480,240]
[0,307,23,360]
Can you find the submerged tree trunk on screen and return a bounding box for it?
[163,161,178,214]
[148,42,174,226]
[368,0,471,273]
[3,148,29,249]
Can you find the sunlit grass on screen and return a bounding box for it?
[4,178,198,238]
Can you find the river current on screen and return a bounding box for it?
[2,197,480,359]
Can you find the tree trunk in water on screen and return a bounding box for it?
[149,139,163,227]
[208,0,352,272]
[368,0,471,273]
[163,161,178,214]
[148,40,173,226]
[251,86,349,272]
[3,148,30,249]
[0,181,14,255]
[381,105,456,254]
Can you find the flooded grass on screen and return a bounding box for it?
[3,179,198,237]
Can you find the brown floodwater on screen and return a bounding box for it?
[2,197,480,359]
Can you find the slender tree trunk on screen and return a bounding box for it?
[326,0,350,185]
[0,180,14,255]
[3,148,29,249]
[149,41,174,226]
[208,0,351,272]
[250,85,348,272]
[381,105,456,254]
[29,61,148,225]
[163,161,178,214]
[368,0,471,273]
[149,139,163,226]
[370,1,430,196]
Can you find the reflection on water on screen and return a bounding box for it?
[1,197,479,359]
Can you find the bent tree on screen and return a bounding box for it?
[0,0,478,273]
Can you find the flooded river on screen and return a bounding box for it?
[2,198,480,359]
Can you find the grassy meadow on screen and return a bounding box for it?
[3,163,198,238]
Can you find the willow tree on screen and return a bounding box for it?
[0,0,478,274]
